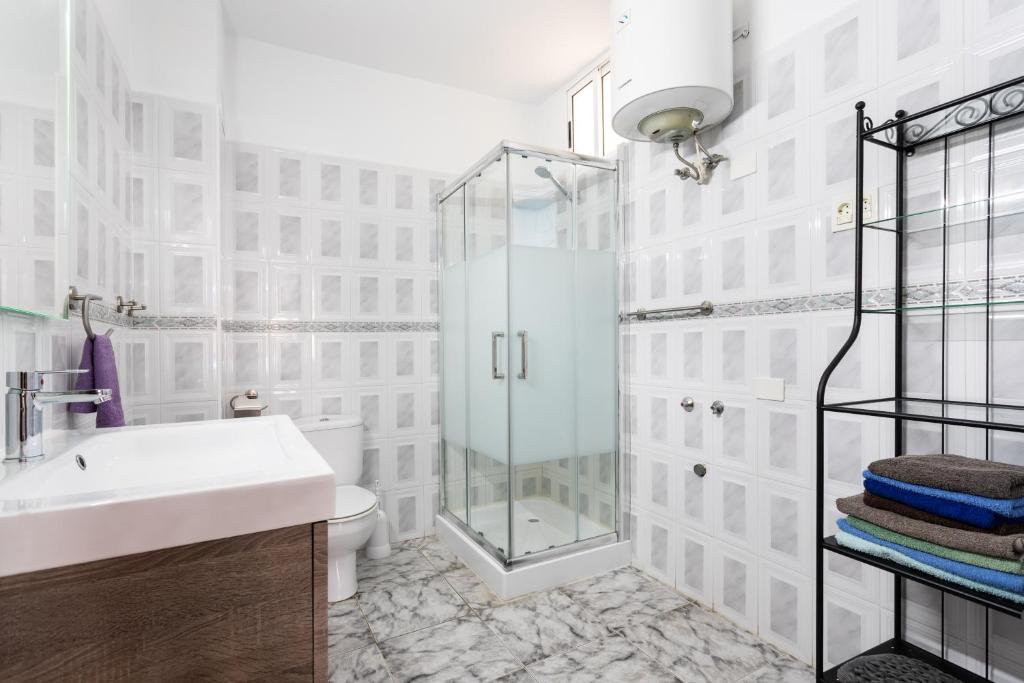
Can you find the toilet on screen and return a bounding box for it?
[295,414,378,602]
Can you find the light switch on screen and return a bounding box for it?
[755,377,785,401]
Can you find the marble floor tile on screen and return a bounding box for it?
[379,615,522,682]
[328,598,375,658]
[418,536,466,573]
[495,669,536,682]
[444,566,507,611]
[739,655,815,682]
[527,634,680,682]
[559,566,689,630]
[359,575,470,640]
[479,589,608,665]
[329,644,394,683]
[621,603,782,683]
[357,546,438,593]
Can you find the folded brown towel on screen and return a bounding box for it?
[839,493,1024,560]
[868,454,1024,499]
[863,491,1024,535]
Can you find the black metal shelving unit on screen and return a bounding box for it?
[815,76,1024,681]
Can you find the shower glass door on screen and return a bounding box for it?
[508,154,578,556]
[506,153,618,559]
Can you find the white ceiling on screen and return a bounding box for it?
[221,0,610,104]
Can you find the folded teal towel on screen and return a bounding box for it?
[838,519,1024,593]
[835,529,1024,605]
[864,470,1024,516]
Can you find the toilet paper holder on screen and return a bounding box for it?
[230,389,268,418]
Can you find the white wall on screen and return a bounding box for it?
[0,0,60,108]
[223,36,543,173]
[96,0,224,105]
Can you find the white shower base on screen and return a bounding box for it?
[468,497,612,555]
[436,498,630,600]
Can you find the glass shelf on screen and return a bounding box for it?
[823,536,1024,618]
[863,198,1024,234]
[864,298,1024,314]
[823,397,1024,432]
[0,303,66,322]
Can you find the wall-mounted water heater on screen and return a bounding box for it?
[610,0,734,184]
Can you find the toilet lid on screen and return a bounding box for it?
[334,485,377,520]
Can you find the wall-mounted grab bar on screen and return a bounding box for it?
[620,300,714,322]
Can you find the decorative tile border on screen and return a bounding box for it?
[625,274,1024,323]
[221,320,439,333]
[76,273,1024,331]
[132,316,219,330]
[69,310,440,333]
[68,300,134,328]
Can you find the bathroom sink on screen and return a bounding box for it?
[0,415,335,577]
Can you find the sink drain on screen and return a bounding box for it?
[527,518,540,523]
[75,454,87,470]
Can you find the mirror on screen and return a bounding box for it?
[67,0,136,321]
[0,0,65,319]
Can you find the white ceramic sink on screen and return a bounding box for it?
[0,415,335,577]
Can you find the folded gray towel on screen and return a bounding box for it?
[837,493,1024,561]
[868,454,1024,499]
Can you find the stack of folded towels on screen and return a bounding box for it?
[836,454,1024,604]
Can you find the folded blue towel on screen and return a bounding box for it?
[838,518,1024,594]
[863,477,1024,530]
[864,470,1024,516]
[835,529,1024,605]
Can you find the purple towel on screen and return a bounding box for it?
[69,336,125,428]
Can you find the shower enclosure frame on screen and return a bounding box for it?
[436,140,622,569]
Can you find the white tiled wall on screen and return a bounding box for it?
[0,101,59,314]
[621,0,1024,671]
[218,139,449,541]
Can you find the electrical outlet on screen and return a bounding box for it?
[833,195,874,232]
[862,194,873,219]
[835,201,853,228]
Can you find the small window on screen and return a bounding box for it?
[567,61,622,157]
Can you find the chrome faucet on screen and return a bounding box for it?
[5,370,112,462]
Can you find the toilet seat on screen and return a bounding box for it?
[330,485,377,523]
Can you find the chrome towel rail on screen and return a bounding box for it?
[68,286,113,340]
[620,300,714,321]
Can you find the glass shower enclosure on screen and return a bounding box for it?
[438,141,619,565]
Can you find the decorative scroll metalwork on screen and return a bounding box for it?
[874,82,1024,146]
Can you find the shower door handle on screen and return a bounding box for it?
[491,332,505,380]
[517,331,528,379]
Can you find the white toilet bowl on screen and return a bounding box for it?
[294,414,379,602]
[327,485,378,602]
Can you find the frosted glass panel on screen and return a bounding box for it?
[464,161,509,555]
[440,187,467,522]
[574,164,618,544]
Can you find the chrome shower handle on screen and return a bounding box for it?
[517,331,528,379]
[491,332,505,380]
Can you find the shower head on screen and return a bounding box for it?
[534,166,570,200]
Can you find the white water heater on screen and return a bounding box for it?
[610,0,734,144]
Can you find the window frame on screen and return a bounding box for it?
[567,60,615,157]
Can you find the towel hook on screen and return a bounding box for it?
[68,286,103,341]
